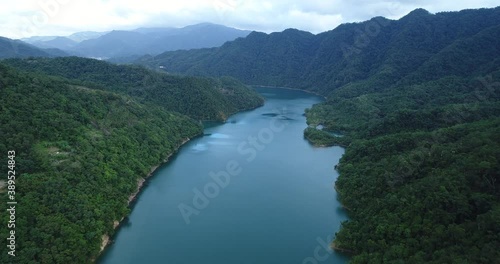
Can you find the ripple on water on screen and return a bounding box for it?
[207,141,233,146]
[209,133,231,139]
[191,143,207,152]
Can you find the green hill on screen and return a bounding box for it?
[3,57,264,121]
[0,63,203,263]
[304,18,500,263]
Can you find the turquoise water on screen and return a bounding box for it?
[98,87,349,264]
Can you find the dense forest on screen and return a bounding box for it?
[0,63,203,263]
[302,10,500,263]
[0,57,263,263]
[138,7,500,263]
[3,57,264,121]
[311,70,500,262]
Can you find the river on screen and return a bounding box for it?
[98,87,348,264]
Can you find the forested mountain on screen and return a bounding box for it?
[141,8,500,93]
[305,65,500,262]
[2,57,264,121]
[138,7,500,262]
[0,63,203,263]
[0,37,68,59]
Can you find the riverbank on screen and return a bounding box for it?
[200,101,265,123]
[96,134,200,257]
[95,100,267,257]
[96,100,268,258]
[126,137,192,205]
[331,242,355,254]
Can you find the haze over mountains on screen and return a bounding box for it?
[20,23,251,59]
[22,31,108,43]
[0,36,68,59]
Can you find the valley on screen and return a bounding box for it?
[0,5,499,263]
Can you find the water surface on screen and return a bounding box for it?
[99,87,348,264]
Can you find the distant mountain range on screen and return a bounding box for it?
[19,23,251,59]
[21,31,108,44]
[0,36,68,59]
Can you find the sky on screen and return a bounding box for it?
[0,0,498,39]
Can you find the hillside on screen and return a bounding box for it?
[306,66,500,262]
[2,57,264,121]
[138,7,500,262]
[303,14,500,262]
[0,63,203,263]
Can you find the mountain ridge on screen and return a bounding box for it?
[139,7,500,95]
[0,36,68,59]
[23,23,252,59]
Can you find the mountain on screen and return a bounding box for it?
[133,26,175,34]
[30,36,78,50]
[20,35,58,43]
[137,7,500,262]
[69,23,251,58]
[0,36,68,58]
[142,8,500,95]
[20,23,250,59]
[2,56,264,121]
[67,31,108,42]
[72,30,147,58]
[22,31,107,44]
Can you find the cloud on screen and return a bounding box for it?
[0,0,498,39]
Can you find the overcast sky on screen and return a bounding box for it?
[0,0,498,39]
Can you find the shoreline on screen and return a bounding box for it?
[126,137,192,206]
[249,84,328,99]
[95,100,265,259]
[95,90,342,261]
[96,135,199,257]
[333,184,352,212]
[265,86,353,258]
[199,102,266,123]
[331,242,355,254]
